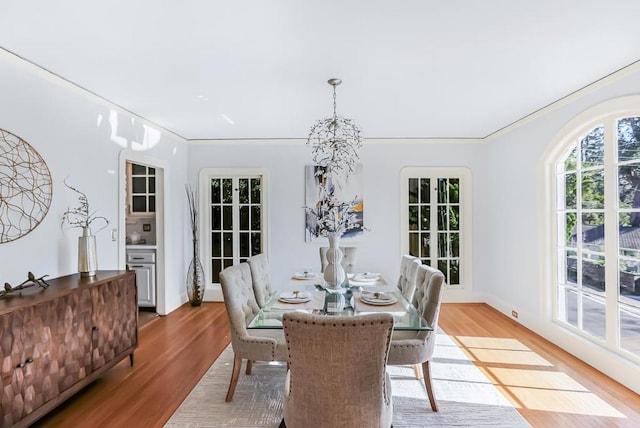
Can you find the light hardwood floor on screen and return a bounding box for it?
[33,302,640,427]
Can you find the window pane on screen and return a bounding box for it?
[438,233,448,258]
[409,233,419,257]
[450,259,459,285]
[617,117,640,162]
[211,232,221,257]
[148,196,155,212]
[437,179,447,203]
[222,179,233,204]
[211,179,221,203]
[409,206,418,231]
[132,177,146,194]
[148,167,155,175]
[239,206,249,230]
[437,206,447,230]
[619,213,640,257]
[211,206,221,230]
[580,125,604,168]
[420,178,430,203]
[619,260,640,304]
[620,305,640,357]
[582,252,605,294]
[448,179,459,203]
[581,212,604,252]
[449,206,459,230]
[238,178,249,204]
[131,163,146,175]
[560,287,578,328]
[132,196,146,212]
[251,232,261,255]
[408,178,418,203]
[239,232,250,257]
[148,177,156,193]
[581,169,604,209]
[450,233,459,257]
[212,259,222,284]
[438,260,448,283]
[618,165,640,209]
[251,178,261,203]
[251,206,261,230]
[565,250,577,286]
[565,173,576,209]
[223,232,233,257]
[421,232,430,258]
[564,146,577,172]
[582,294,606,339]
[420,206,430,230]
[565,213,577,247]
[223,206,233,230]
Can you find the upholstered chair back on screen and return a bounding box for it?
[247,253,274,308]
[397,254,421,301]
[282,312,394,428]
[319,246,358,273]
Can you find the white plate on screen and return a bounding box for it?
[360,295,398,306]
[361,291,395,301]
[293,272,319,280]
[278,296,312,304]
[353,273,381,282]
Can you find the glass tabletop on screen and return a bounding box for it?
[247,283,432,331]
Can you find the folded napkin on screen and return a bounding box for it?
[271,290,326,310]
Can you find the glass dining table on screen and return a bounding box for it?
[247,278,432,331]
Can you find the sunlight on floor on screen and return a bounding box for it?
[451,335,627,419]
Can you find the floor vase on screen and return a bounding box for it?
[187,241,205,306]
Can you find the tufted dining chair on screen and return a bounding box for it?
[319,246,358,274]
[280,312,394,428]
[387,263,445,412]
[247,253,275,308]
[397,254,421,302]
[219,263,288,402]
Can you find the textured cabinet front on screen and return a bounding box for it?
[91,275,138,371]
[0,290,92,427]
[0,271,137,428]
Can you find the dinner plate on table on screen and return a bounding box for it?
[292,272,319,280]
[352,273,381,282]
[360,291,397,305]
[278,291,312,303]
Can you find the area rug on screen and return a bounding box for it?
[165,330,530,427]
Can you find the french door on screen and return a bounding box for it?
[200,169,268,285]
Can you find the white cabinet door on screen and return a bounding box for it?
[129,264,156,307]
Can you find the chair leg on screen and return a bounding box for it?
[422,361,439,412]
[246,359,253,375]
[413,363,422,379]
[225,354,243,402]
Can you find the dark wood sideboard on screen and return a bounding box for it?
[0,270,138,427]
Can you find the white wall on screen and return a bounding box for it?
[0,50,189,314]
[483,66,640,393]
[188,139,487,301]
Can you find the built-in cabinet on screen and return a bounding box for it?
[126,248,156,307]
[0,271,137,427]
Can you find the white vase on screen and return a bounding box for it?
[78,226,97,277]
[323,233,346,289]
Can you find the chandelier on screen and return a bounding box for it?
[307,78,362,176]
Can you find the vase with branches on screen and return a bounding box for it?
[61,179,109,277]
[186,185,205,306]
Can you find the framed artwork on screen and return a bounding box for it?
[304,164,364,242]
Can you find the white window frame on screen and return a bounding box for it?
[545,95,640,365]
[400,167,472,290]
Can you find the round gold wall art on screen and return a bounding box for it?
[0,128,53,243]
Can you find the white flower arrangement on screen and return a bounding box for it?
[305,183,360,238]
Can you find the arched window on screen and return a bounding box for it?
[553,98,640,361]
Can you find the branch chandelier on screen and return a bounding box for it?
[307,78,362,176]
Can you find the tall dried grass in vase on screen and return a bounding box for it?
[185,185,205,306]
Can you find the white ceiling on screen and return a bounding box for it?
[2,1,640,140]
